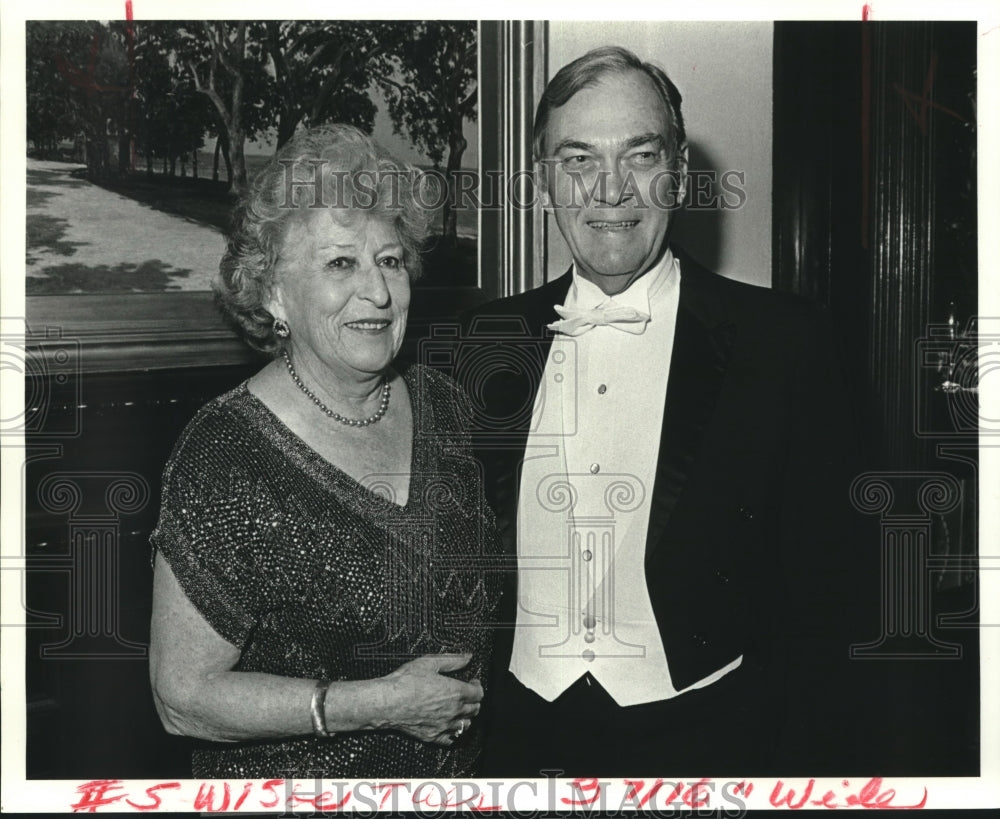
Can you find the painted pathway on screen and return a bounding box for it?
[26,159,224,293]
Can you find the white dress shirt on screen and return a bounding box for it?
[510,249,742,705]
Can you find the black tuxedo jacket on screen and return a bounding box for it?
[454,247,865,757]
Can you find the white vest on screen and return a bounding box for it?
[509,251,741,705]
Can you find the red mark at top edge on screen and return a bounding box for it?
[126,1,134,21]
[862,4,873,21]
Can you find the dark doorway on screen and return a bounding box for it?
[773,21,979,775]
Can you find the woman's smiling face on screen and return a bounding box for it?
[267,209,410,382]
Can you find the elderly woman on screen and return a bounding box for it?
[149,125,501,778]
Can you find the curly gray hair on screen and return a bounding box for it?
[216,124,431,354]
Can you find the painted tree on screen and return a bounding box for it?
[263,21,400,148]
[179,21,270,194]
[132,22,210,177]
[379,21,477,243]
[26,21,130,176]
[25,21,95,155]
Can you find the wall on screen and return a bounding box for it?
[543,21,774,287]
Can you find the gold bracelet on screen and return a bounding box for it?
[310,679,335,738]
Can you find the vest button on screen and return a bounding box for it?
[582,649,596,662]
[597,384,607,394]
[590,463,600,474]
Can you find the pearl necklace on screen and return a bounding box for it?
[281,350,390,427]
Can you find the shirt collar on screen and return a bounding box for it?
[566,247,677,316]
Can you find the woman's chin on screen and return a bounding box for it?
[336,332,404,374]
[343,351,397,376]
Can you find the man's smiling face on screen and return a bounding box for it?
[540,69,686,295]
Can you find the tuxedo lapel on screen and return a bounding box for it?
[644,261,736,565]
[463,271,571,566]
[469,271,571,445]
[525,271,572,336]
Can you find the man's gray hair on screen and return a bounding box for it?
[532,45,686,161]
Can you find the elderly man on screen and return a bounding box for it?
[453,46,862,776]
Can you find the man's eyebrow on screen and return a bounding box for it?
[623,133,666,150]
[551,139,595,154]
[550,134,666,155]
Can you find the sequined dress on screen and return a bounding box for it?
[151,363,502,778]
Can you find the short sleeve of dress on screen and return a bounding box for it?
[150,399,263,648]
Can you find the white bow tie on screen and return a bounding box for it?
[548,301,651,337]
